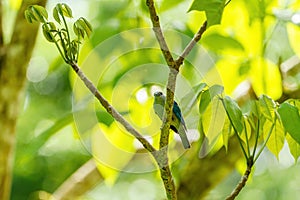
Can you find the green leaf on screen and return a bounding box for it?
[56,3,73,18]
[181,83,207,115]
[201,33,245,53]
[286,134,300,161]
[199,84,224,114]
[221,117,232,151]
[53,6,61,24]
[24,10,35,23]
[160,0,186,11]
[200,97,226,152]
[27,5,48,23]
[42,24,56,42]
[222,96,244,133]
[278,102,300,144]
[73,18,92,39]
[75,17,93,38]
[188,0,226,27]
[264,119,285,159]
[259,94,276,121]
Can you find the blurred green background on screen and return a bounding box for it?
[3,0,300,199]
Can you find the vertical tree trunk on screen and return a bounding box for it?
[0,0,47,199]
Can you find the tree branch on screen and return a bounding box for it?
[176,21,207,67]
[225,164,252,200]
[70,62,156,153]
[0,0,47,199]
[53,159,103,200]
[145,1,210,199]
[146,0,175,68]
[146,1,178,199]
[0,0,3,46]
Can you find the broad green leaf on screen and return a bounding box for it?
[222,96,244,133]
[259,94,276,121]
[264,119,285,159]
[201,97,226,146]
[181,83,207,115]
[188,0,226,27]
[199,84,224,114]
[286,134,300,161]
[201,33,245,53]
[278,102,300,144]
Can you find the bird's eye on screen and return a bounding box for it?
[154,91,163,97]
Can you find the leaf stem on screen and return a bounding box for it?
[251,118,260,159]
[254,118,275,163]
[221,98,249,160]
[243,119,251,158]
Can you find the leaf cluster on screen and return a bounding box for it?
[25,4,92,64]
[197,84,300,165]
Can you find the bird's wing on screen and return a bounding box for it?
[173,101,186,129]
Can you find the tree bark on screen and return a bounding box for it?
[0,0,47,199]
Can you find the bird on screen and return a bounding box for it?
[153,91,190,149]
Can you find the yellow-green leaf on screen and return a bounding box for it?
[286,134,300,161]
[264,119,285,159]
[259,94,276,121]
[201,97,226,146]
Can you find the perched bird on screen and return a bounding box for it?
[153,91,190,149]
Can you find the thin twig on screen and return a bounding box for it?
[176,21,207,68]
[146,0,175,68]
[70,62,156,153]
[225,164,252,200]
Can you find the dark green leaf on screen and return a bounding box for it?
[188,0,226,27]
[222,96,244,133]
[199,84,224,114]
[278,102,300,144]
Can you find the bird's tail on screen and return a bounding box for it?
[178,125,190,149]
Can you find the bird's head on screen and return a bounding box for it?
[154,91,163,97]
